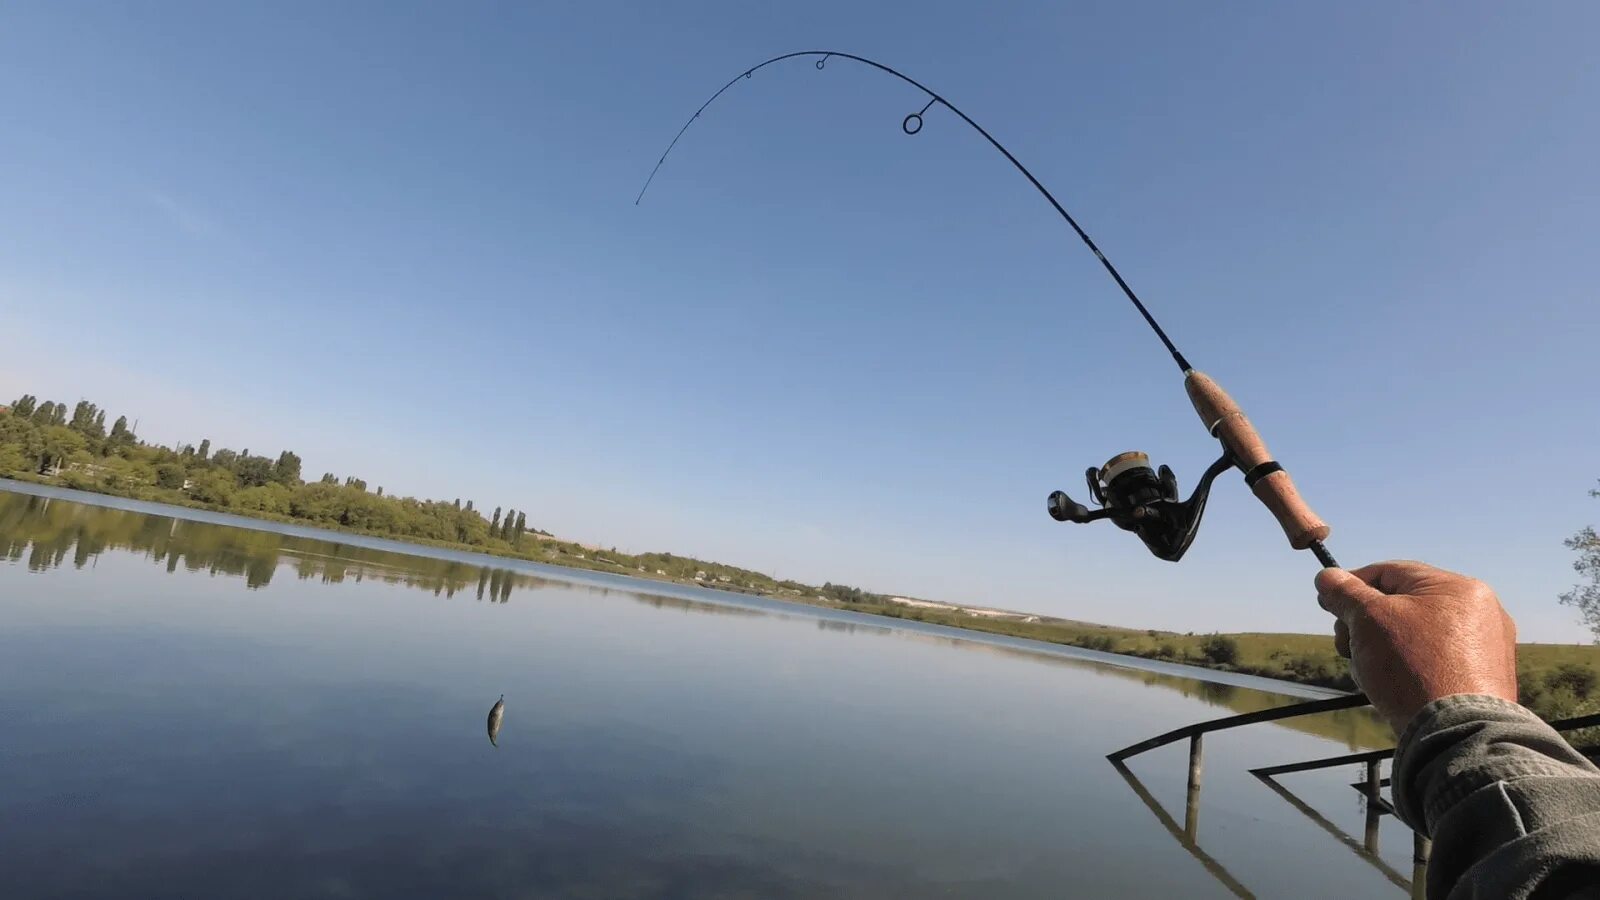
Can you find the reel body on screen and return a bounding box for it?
[1047,450,1234,562]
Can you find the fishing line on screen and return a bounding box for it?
[635,50,1192,374]
[639,50,1337,573]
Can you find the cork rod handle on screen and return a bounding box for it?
[1183,371,1330,550]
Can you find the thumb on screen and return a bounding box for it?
[1315,567,1387,619]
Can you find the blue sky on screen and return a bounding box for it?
[4,2,1598,641]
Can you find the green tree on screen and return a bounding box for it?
[514,511,526,541]
[272,451,302,485]
[110,416,131,442]
[1544,663,1598,700]
[155,463,187,489]
[1563,482,1600,640]
[97,457,152,491]
[500,509,516,541]
[236,482,293,515]
[187,468,237,505]
[320,472,338,484]
[289,482,343,521]
[38,426,87,473]
[10,395,37,418]
[197,439,211,461]
[69,401,96,432]
[491,507,502,531]
[1200,634,1241,666]
[32,401,57,426]
[0,416,43,472]
[236,455,274,488]
[0,443,26,475]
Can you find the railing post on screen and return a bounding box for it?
[1411,831,1431,900]
[1363,758,1382,852]
[1185,733,1204,841]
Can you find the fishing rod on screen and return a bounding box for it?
[638,50,1335,571]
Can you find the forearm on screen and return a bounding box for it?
[1394,694,1600,899]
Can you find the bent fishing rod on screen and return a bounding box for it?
[638,50,1337,575]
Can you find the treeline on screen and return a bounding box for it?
[0,393,552,551]
[0,392,885,603]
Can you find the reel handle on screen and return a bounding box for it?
[1184,371,1330,550]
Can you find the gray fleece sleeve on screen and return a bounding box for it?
[1392,694,1600,899]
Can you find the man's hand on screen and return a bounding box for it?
[1315,561,1519,734]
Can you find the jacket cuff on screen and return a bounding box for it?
[1392,694,1577,834]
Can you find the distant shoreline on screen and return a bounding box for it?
[4,475,1593,726]
[0,477,1342,700]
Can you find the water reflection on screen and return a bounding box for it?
[1251,772,1412,892]
[630,591,766,617]
[816,617,895,636]
[0,486,1391,751]
[1110,760,1252,898]
[2,484,1409,898]
[0,491,558,602]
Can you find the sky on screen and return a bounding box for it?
[3,2,1598,641]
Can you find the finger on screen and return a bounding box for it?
[1348,560,1435,594]
[1334,618,1351,659]
[1315,567,1387,619]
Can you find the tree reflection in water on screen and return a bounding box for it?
[0,492,557,602]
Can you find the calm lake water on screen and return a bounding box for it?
[0,482,1407,898]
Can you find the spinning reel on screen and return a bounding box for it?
[1045,371,1334,567]
[1047,450,1236,562]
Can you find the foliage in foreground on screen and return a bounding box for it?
[1563,482,1600,641]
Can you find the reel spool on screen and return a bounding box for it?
[1047,450,1234,562]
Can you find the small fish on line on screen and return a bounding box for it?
[487,694,504,747]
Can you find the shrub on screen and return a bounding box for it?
[1199,634,1240,666]
[61,470,95,490]
[1080,634,1116,652]
[186,469,235,505]
[1534,687,1583,721]
[1544,663,1598,701]
[235,483,292,515]
[1284,654,1326,681]
[1156,642,1178,659]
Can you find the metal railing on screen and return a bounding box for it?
[1110,697,1600,898]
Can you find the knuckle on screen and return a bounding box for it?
[1467,578,1500,605]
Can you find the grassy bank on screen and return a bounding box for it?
[841,598,1600,727]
